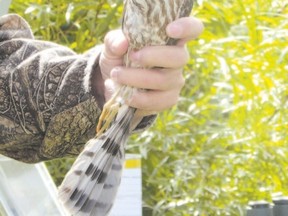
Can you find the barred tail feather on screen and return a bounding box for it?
[58,106,136,216]
[90,153,125,215]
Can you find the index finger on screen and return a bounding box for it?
[166,17,204,46]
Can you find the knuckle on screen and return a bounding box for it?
[170,71,185,89]
[174,47,190,68]
[170,94,180,107]
[159,91,180,111]
[162,94,179,110]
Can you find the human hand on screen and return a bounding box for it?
[99,16,204,114]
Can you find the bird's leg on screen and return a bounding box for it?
[96,100,120,135]
[96,85,134,135]
[96,88,121,135]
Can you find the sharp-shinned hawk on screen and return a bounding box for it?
[58,0,193,215]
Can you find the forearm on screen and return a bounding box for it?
[0,14,104,162]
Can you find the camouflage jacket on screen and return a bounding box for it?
[0,14,155,163]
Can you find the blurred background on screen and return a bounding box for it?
[7,0,288,215]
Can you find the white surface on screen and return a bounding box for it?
[110,154,142,216]
[0,0,12,16]
[0,156,68,216]
[110,169,142,216]
[0,154,142,216]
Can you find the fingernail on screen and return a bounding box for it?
[111,39,121,53]
[167,24,182,38]
[111,67,121,81]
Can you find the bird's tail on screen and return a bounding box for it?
[58,105,136,216]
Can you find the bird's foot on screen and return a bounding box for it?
[96,98,121,135]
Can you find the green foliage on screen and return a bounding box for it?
[10,0,123,52]
[9,0,288,215]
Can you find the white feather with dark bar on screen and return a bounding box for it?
[58,0,193,215]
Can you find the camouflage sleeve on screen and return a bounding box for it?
[0,14,155,163]
[0,14,105,163]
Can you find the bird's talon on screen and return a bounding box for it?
[96,101,120,135]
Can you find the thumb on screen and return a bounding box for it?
[100,30,128,80]
[103,29,128,59]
